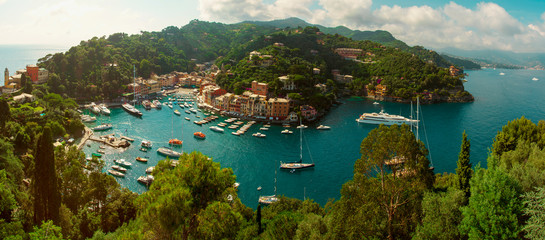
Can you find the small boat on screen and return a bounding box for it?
[532,77,539,81]
[174,110,181,115]
[108,169,125,178]
[137,175,154,185]
[258,195,278,205]
[259,127,269,131]
[499,72,505,75]
[81,115,97,123]
[228,125,239,129]
[185,110,191,114]
[194,132,206,139]
[142,100,152,110]
[281,129,293,134]
[233,182,240,190]
[112,165,127,172]
[184,117,190,121]
[91,152,102,158]
[92,123,113,131]
[140,147,148,152]
[195,115,200,118]
[282,124,290,128]
[153,100,162,109]
[157,147,182,158]
[373,102,380,105]
[114,159,132,168]
[296,124,308,129]
[99,145,106,149]
[168,104,173,109]
[141,140,152,148]
[316,125,331,130]
[209,126,224,133]
[257,186,262,191]
[252,132,266,138]
[97,149,105,154]
[231,131,241,136]
[145,166,155,174]
[169,138,183,146]
[136,157,148,163]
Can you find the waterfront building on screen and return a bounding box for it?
[251,81,268,96]
[301,105,317,120]
[267,98,290,120]
[128,82,141,96]
[202,85,227,105]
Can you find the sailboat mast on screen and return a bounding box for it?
[133,65,136,105]
[274,169,277,196]
[416,96,420,142]
[300,117,303,162]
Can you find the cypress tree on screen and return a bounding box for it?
[257,204,262,234]
[33,126,60,224]
[456,131,472,199]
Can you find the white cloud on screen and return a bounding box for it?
[198,0,545,52]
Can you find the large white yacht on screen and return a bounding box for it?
[356,110,418,126]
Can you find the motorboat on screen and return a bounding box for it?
[157,147,182,158]
[97,149,105,154]
[373,102,380,105]
[122,103,143,117]
[99,104,111,115]
[141,140,152,148]
[258,195,278,205]
[209,126,224,133]
[112,165,127,172]
[136,157,148,163]
[499,72,505,75]
[194,132,206,139]
[316,125,331,130]
[281,129,293,134]
[108,169,125,178]
[174,110,181,115]
[356,109,418,126]
[81,115,97,123]
[145,166,155,174]
[153,100,162,109]
[532,77,539,81]
[184,117,190,121]
[296,124,308,129]
[114,159,132,168]
[169,138,183,146]
[92,123,113,131]
[259,127,269,131]
[142,100,152,110]
[252,132,266,138]
[137,175,154,185]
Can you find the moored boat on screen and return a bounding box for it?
[316,125,331,130]
[99,104,111,115]
[136,157,148,163]
[112,165,127,172]
[169,138,183,146]
[141,140,152,148]
[153,100,162,109]
[122,103,143,117]
[142,100,152,110]
[279,162,315,169]
[92,123,113,131]
[108,169,125,178]
[114,159,132,168]
[258,195,278,205]
[145,166,155,174]
[252,132,266,138]
[356,109,418,126]
[209,126,224,133]
[194,132,206,139]
[157,147,182,158]
[137,175,154,185]
[281,129,293,134]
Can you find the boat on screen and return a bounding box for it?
[185,110,191,114]
[91,152,102,158]
[89,102,101,115]
[142,100,152,110]
[122,103,143,117]
[316,125,331,130]
[252,132,266,138]
[145,166,155,174]
[499,72,505,75]
[81,115,97,123]
[137,175,154,185]
[281,129,293,134]
[141,140,152,148]
[280,118,315,170]
[169,138,183,145]
[92,123,113,131]
[99,104,111,115]
[184,117,190,121]
[114,159,132,168]
[194,132,206,139]
[296,124,308,129]
[373,102,380,105]
[282,124,290,128]
[112,165,127,172]
[532,77,539,81]
[136,157,148,163]
[99,145,106,149]
[231,131,241,136]
[174,110,181,115]
[167,104,173,109]
[189,108,197,113]
[139,147,148,152]
[259,170,278,205]
[259,127,269,131]
[356,109,418,126]
[209,126,224,133]
[108,169,125,178]
[153,100,162,109]
[97,149,105,154]
[157,147,182,158]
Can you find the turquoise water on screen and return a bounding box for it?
[82,69,545,208]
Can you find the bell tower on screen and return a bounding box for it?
[4,68,8,87]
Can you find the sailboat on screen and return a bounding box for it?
[280,117,315,170]
[258,170,279,205]
[122,66,143,117]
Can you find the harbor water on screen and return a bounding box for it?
[82,68,545,208]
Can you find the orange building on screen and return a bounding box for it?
[251,81,268,96]
[267,98,290,120]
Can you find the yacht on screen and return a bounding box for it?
[122,103,143,117]
[356,110,418,126]
[114,159,132,168]
[153,100,162,109]
[81,115,97,123]
[137,175,154,185]
[141,140,152,148]
[111,165,127,173]
[316,125,331,130]
[142,100,152,110]
[99,104,111,115]
[157,147,182,158]
[280,118,315,170]
[92,123,113,131]
[209,126,224,133]
[258,195,279,205]
[108,169,125,178]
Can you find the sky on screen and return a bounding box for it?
[1,0,545,53]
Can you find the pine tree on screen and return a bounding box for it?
[456,131,472,199]
[33,126,61,224]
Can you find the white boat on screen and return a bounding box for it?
[231,131,241,136]
[316,125,331,130]
[153,100,162,109]
[112,165,127,172]
[108,169,125,178]
[92,123,113,131]
[189,108,198,113]
[137,175,154,185]
[499,72,505,75]
[356,109,418,126]
[296,124,308,129]
[532,77,539,81]
[99,104,111,115]
[145,166,155,174]
[185,110,191,114]
[281,129,293,134]
[141,140,152,148]
[81,115,97,123]
[114,159,132,168]
[373,102,380,105]
[174,110,181,115]
[258,195,279,205]
[252,132,266,138]
[260,127,269,131]
[122,103,143,117]
[184,117,190,121]
[167,104,173,109]
[209,126,225,133]
[157,147,182,158]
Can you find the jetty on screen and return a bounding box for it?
[78,129,133,149]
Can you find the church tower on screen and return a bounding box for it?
[4,68,8,87]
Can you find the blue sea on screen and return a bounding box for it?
[3,45,545,208]
[0,45,68,85]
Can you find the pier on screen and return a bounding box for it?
[77,128,133,149]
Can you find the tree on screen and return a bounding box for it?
[460,167,523,240]
[21,74,33,94]
[413,189,465,240]
[456,131,472,199]
[522,187,545,239]
[0,97,10,130]
[34,127,61,225]
[29,220,63,240]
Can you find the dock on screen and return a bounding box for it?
[78,130,133,149]
[121,136,135,142]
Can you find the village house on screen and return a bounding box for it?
[267,98,290,120]
[300,105,317,120]
[251,81,268,96]
[279,76,296,91]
